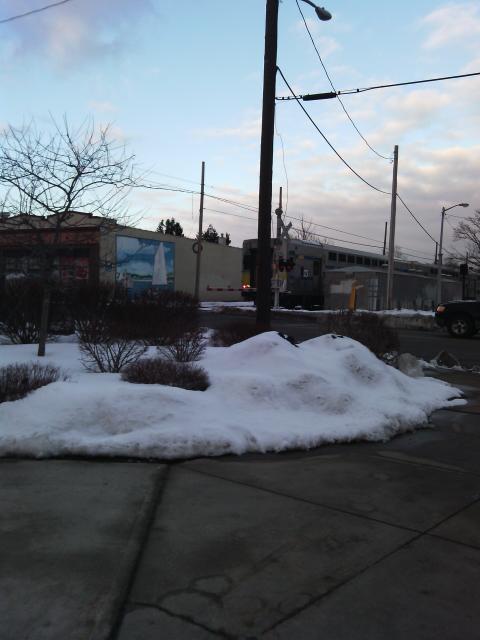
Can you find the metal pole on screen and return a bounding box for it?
[434,242,438,264]
[436,206,446,305]
[386,145,399,308]
[273,187,283,309]
[382,221,387,255]
[276,186,283,239]
[256,0,279,330]
[194,161,205,300]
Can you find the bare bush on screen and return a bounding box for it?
[163,329,207,363]
[77,316,147,373]
[317,311,399,358]
[211,321,265,347]
[0,362,63,403]
[122,357,210,391]
[0,279,44,343]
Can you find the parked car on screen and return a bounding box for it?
[435,300,480,338]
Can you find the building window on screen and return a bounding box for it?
[347,255,355,264]
[313,261,320,275]
[356,256,364,265]
[328,252,337,261]
[364,257,371,266]
[339,254,346,262]
[372,259,378,266]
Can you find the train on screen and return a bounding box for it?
[241,238,462,310]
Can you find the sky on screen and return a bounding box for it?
[1,0,479,263]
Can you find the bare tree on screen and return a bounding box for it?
[454,209,480,271]
[292,215,320,243]
[0,117,138,355]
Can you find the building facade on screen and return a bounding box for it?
[0,213,243,301]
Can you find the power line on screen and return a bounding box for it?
[336,71,480,96]
[295,0,391,161]
[203,207,257,222]
[135,181,258,213]
[278,71,480,101]
[274,113,289,216]
[277,66,391,196]
[396,193,437,244]
[0,0,74,24]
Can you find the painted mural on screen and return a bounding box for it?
[116,235,175,294]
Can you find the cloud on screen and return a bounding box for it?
[0,0,156,68]
[88,101,117,114]
[194,114,261,140]
[420,2,480,49]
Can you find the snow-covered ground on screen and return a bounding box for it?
[0,333,464,459]
[200,301,434,316]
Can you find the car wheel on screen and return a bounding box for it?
[447,315,475,338]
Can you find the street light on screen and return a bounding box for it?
[256,0,332,330]
[436,202,469,304]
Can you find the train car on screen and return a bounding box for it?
[241,237,464,309]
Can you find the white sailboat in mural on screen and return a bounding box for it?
[152,242,168,286]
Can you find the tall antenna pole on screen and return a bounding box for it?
[194,161,205,300]
[386,145,399,309]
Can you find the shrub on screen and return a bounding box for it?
[0,362,63,403]
[67,284,200,345]
[317,310,399,358]
[122,357,210,391]
[77,316,147,373]
[163,329,207,362]
[0,279,44,344]
[211,321,265,347]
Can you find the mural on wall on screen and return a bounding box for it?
[116,235,175,294]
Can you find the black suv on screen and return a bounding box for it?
[435,300,480,338]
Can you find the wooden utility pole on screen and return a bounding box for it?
[256,0,279,330]
[194,161,205,300]
[382,221,388,255]
[386,145,399,309]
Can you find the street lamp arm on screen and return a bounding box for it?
[299,0,332,20]
[444,203,469,213]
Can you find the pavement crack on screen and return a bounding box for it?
[263,492,480,635]
[182,464,421,535]
[129,601,235,639]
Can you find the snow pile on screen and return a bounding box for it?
[0,333,463,459]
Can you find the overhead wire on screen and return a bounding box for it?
[295,0,391,161]
[277,66,391,196]
[396,193,438,244]
[0,0,74,24]
[277,71,480,100]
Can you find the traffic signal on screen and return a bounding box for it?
[278,258,285,272]
[285,258,295,272]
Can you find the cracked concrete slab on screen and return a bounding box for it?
[431,500,480,549]
[117,606,220,639]
[0,460,165,640]
[265,535,480,640]
[185,451,480,531]
[126,467,414,637]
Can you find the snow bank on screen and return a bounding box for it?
[0,333,463,459]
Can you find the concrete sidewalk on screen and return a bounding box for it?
[1,370,480,639]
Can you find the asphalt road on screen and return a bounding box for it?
[200,311,480,368]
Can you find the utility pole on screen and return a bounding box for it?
[256,0,279,330]
[434,242,438,264]
[194,161,205,300]
[386,145,399,309]
[382,221,387,255]
[436,206,446,305]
